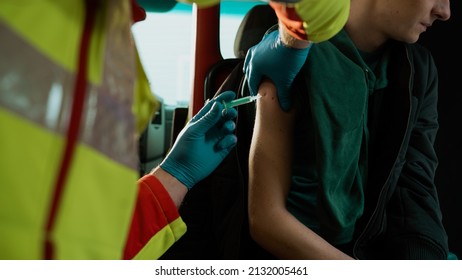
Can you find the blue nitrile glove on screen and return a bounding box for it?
[160,91,238,190]
[243,30,311,111]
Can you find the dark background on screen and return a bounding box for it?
[418,1,461,258]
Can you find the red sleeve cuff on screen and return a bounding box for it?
[123,174,181,259]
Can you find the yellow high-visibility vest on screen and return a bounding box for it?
[0,0,158,259]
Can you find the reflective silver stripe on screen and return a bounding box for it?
[0,21,74,136]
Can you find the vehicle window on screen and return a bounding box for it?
[132,1,261,106]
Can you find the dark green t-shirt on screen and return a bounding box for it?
[286,29,389,245]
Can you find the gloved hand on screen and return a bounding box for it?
[243,30,311,111]
[160,91,238,190]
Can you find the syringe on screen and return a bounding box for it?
[223,94,262,109]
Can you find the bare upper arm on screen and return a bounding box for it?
[248,79,296,215]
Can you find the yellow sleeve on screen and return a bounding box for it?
[270,0,350,43]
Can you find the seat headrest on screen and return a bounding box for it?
[233,4,278,59]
